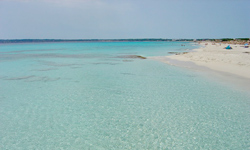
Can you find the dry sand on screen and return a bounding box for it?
[151,42,250,91]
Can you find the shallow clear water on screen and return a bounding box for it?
[0,42,249,149]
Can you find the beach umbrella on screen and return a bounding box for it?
[226,45,232,49]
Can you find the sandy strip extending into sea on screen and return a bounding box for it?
[151,42,250,91]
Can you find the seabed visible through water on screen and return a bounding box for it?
[0,42,249,149]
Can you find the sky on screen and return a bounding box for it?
[0,0,249,39]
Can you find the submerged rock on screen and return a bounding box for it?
[168,52,179,54]
[117,55,147,59]
[168,52,188,55]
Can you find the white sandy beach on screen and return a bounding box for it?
[151,41,250,90]
[158,42,250,78]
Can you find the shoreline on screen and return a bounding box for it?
[150,41,250,91]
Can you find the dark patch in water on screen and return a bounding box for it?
[168,52,179,54]
[100,58,121,62]
[168,52,188,55]
[118,52,138,55]
[92,62,120,65]
[0,76,6,79]
[5,75,36,80]
[122,60,134,62]
[38,60,84,68]
[26,77,60,82]
[4,75,60,82]
[116,55,146,59]
[70,66,83,69]
[32,68,58,71]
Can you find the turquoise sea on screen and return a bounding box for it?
[0,42,249,149]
